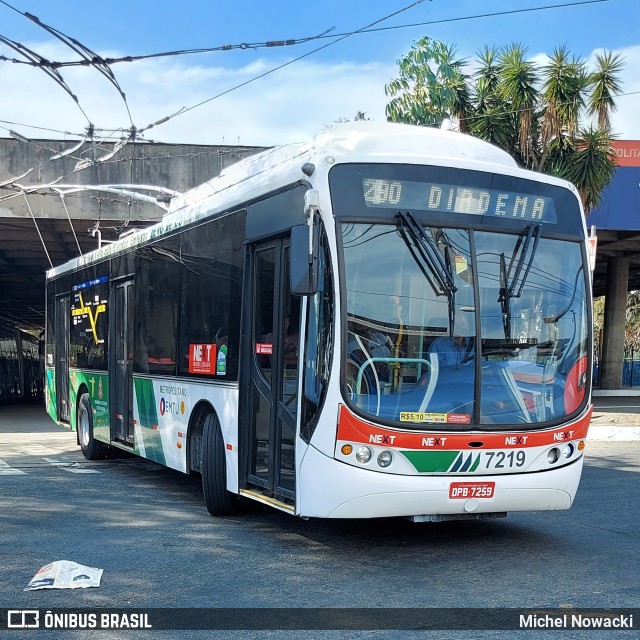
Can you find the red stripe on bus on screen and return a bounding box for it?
[337,404,591,450]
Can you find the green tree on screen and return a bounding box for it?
[385,37,623,213]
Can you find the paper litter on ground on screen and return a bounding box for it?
[24,560,103,591]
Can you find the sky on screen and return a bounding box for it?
[0,0,638,147]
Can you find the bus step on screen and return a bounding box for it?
[239,489,295,514]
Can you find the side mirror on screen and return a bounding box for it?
[290,223,318,296]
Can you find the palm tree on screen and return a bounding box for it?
[496,44,539,168]
[474,47,501,112]
[553,127,617,214]
[471,46,517,152]
[540,46,587,154]
[588,51,624,129]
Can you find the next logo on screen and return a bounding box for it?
[369,434,396,445]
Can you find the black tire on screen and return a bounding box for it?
[77,393,107,460]
[202,413,237,516]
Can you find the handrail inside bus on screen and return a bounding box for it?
[356,357,435,416]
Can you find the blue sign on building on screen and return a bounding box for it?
[588,141,640,230]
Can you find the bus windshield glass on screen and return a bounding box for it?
[337,173,589,429]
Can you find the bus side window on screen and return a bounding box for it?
[135,239,180,375]
[178,211,245,380]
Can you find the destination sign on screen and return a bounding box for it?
[363,178,557,223]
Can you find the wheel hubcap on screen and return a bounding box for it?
[79,408,89,447]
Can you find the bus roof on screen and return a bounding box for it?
[166,122,518,215]
[46,123,538,279]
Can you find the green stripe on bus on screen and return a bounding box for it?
[401,450,459,473]
[45,368,56,420]
[134,378,166,466]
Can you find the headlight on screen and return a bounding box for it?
[377,451,393,468]
[547,447,560,464]
[355,446,372,464]
[562,443,574,459]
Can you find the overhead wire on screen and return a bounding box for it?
[0,27,338,67]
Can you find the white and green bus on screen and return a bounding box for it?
[45,122,593,521]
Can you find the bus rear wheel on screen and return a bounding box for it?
[78,393,107,460]
[201,413,237,516]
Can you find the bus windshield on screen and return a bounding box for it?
[340,221,589,428]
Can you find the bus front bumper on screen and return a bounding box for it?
[298,445,584,519]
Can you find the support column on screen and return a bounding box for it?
[600,256,629,389]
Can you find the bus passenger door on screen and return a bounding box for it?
[110,280,134,445]
[55,295,71,423]
[243,239,300,505]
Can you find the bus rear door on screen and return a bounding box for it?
[110,280,134,445]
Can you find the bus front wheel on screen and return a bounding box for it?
[78,393,107,460]
[201,413,237,516]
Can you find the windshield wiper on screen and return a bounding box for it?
[396,211,458,333]
[498,224,542,340]
[507,223,541,299]
[396,212,457,295]
[498,253,512,340]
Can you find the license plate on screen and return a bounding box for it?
[449,481,495,499]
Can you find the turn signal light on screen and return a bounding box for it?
[341,444,353,455]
